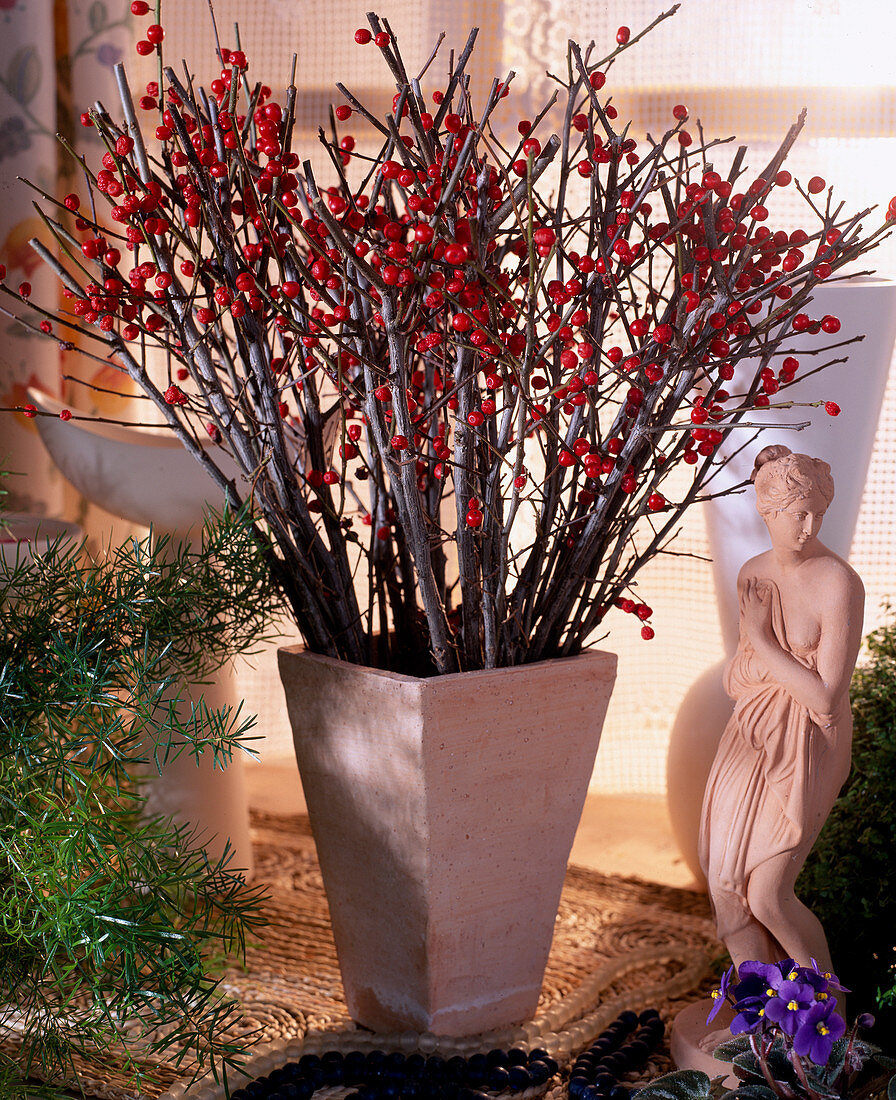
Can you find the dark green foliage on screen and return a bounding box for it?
[0,507,281,1095]
[798,612,896,1031]
[636,1035,895,1100]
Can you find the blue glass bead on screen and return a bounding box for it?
[618,1011,639,1028]
[568,1076,592,1099]
[466,1058,487,1085]
[245,1082,269,1099]
[322,1062,345,1085]
[486,1049,509,1067]
[457,1090,490,1100]
[638,1009,661,1023]
[507,1048,528,1067]
[292,1081,315,1100]
[487,1065,510,1090]
[528,1048,550,1062]
[229,1092,251,1100]
[528,1060,551,1085]
[583,1087,607,1100]
[446,1056,467,1081]
[405,1054,426,1077]
[425,1055,446,1077]
[610,1086,630,1100]
[299,1055,321,1072]
[507,1065,532,1090]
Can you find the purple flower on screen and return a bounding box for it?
[764,978,817,1034]
[792,997,846,1065]
[730,996,767,1035]
[706,964,734,1025]
[722,960,773,1035]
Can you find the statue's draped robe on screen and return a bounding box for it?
[698,583,851,942]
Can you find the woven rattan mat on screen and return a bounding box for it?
[15,810,723,1099]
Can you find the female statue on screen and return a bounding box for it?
[698,444,864,974]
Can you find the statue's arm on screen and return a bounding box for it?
[742,563,863,715]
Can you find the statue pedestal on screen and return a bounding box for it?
[670,1001,737,1087]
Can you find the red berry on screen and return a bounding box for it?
[59,408,72,421]
[335,104,352,121]
[616,25,631,44]
[807,176,826,194]
[22,404,37,418]
[374,31,390,47]
[825,401,841,417]
[164,384,187,406]
[354,28,372,43]
[131,0,149,12]
[135,40,153,55]
[821,314,841,334]
[672,104,688,120]
[145,23,164,43]
[641,625,655,641]
[466,510,483,528]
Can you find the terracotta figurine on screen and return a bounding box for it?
[698,444,864,974]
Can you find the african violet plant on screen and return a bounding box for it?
[2,3,893,674]
[638,960,896,1100]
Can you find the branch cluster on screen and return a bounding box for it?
[2,5,890,673]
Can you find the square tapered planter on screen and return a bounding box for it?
[278,646,617,1036]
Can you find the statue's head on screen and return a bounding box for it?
[751,445,835,516]
[751,446,835,552]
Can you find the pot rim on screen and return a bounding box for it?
[277,643,617,685]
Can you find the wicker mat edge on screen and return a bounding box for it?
[8,810,723,1099]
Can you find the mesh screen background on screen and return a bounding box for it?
[143,0,896,793]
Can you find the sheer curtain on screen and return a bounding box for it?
[7,0,896,792]
[0,1,135,539]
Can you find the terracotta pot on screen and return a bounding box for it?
[277,646,617,1036]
